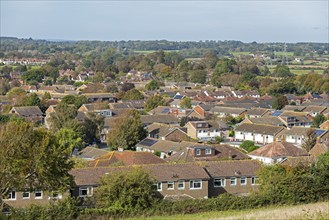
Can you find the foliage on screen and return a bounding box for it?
[240,140,258,152]
[312,114,326,128]
[94,168,162,211]
[49,103,78,131]
[55,128,84,152]
[189,69,207,84]
[122,88,144,100]
[302,129,317,152]
[81,112,104,144]
[272,95,288,110]
[144,95,165,112]
[272,65,294,77]
[214,136,224,144]
[0,121,73,208]
[107,109,147,150]
[0,78,10,95]
[145,80,161,91]
[180,97,192,109]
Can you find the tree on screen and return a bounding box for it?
[302,129,317,152]
[273,65,294,77]
[272,95,288,110]
[55,128,84,152]
[240,140,258,152]
[145,80,160,91]
[94,168,162,210]
[121,82,135,92]
[0,78,10,95]
[107,109,147,150]
[49,103,78,131]
[144,95,165,112]
[312,114,326,128]
[0,121,73,209]
[61,95,76,105]
[189,69,207,84]
[180,97,192,109]
[82,112,104,144]
[122,88,144,100]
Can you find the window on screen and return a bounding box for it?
[230,177,237,186]
[167,181,174,190]
[49,191,62,200]
[6,191,16,200]
[214,178,226,187]
[205,148,212,155]
[79,187,93,197]
[251,177,257,185]
[198,130,202,133]
[178,180,185,190]
[157,182,162,191]
[196,149,201,156]
[22,192,30,199]
[240,177,247,185]
[35,191,42,199]
[197,123,202,128]
[189,180,202,189]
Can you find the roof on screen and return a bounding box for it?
[235,123,285,135]
[203,160,262,177]
[303,105,327,114]
[11,106,43,116]
[77,147,110,160]
[210,106,247,115]
[245,108,270,116]
[248,141,308,158]
[88,151,166,167]
[309,142,329,157]
[141,114,179,125]
[280,156,316,166]
[281,127,318,136]
[136,138,196,153]
[282,105,306,111]
[147,123,186,137]
[166,144,249,163]
[245,117,285,127]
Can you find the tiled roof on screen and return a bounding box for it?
[245,117,285,127]
[203,160,261,177]
[12,106,43,116]
[245,108,270,116]
[141,115,179,124]
[88,151,166,167]
[235,123,285,135]
[280,127,317,136]
[210,106,247,115]
[282,105,306,111]
[77,147,110,160]
[248,141,308,158]
[309,142,329,157]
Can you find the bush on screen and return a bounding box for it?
[240,140,258,152]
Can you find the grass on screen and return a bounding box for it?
[129,201,329,220]
[134,50,179,54]
[231,51,251,56]
[274,52,294,57]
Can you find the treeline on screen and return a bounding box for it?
[1,37,328,59]
[3,152,329,220]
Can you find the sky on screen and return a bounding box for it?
[0,0,328,43]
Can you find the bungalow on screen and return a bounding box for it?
[241,116,286,127]
[235,123,286,145]
[210,106,247,118]
[279,127,326,146]
[9,106,43,124]
[278,111,313,128]
[302,105,327,117]
[141,115,180,126]
[248,141,308,164]
[147,123,190,142]
[244,108,271,119]
[84,93,117,103]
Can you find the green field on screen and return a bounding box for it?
[134,50,179,54]
[129,202,329,220]
[274,51,294,57]
[230,51,251,56]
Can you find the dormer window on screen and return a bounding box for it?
[205,148,212,155]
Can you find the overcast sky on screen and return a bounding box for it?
[1,1,328,43]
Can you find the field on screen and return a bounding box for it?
[134,50,179,54]
[130,201,329,220]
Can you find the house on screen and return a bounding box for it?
[320,120,329,130]
[210,106,247,118]
[136,138,193,158]
[241,116,286,127]
[74,147,110,160]
[69,160,261,201]
[235,123,286,145]
[87,151,166,167]
[187,104,216,119]
[278,111,313,128]
[166,144,249,163]
[9,106,43,124]
[279,127,327,146]
[147,123,190,142]
[141,115,180,126]
[302,105,327,117]
[248,141,308,164]
[309,142,329,157]
[185,121,228,141]
[281,105,306,112]
[244,108,271,118]
[84,93,117,103]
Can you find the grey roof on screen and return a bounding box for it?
[76,147,110,160]
[245,108,271,116]
[210,106,247,115]
[245,117,285,127]
[141,114,179,125]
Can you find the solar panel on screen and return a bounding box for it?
[161,108,170,114]
[315,130,326,137]
[271,111,283,116]
[173,95,184,100]
[139,138,158,147]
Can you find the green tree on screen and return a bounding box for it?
[144,95,165,112]
[61,95,76,105]
[49,103,78,131]
[94,168,162,210]
[107,109,147,150]
[273,65,294,77]
[272,95,289,110]
[190,69,207,84]
[74,95,87,108]
[0,78,10,95]
[240,140,258,153]
[302,129,317,152]
[82,112,104,144]
[145,80,160,91]
[180,97,192,109]
[312,114,326,128]
[56,128,84,152]
[0,121,73,209]
[122,89,144,100]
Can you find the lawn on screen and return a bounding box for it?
[129,201,329,220]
